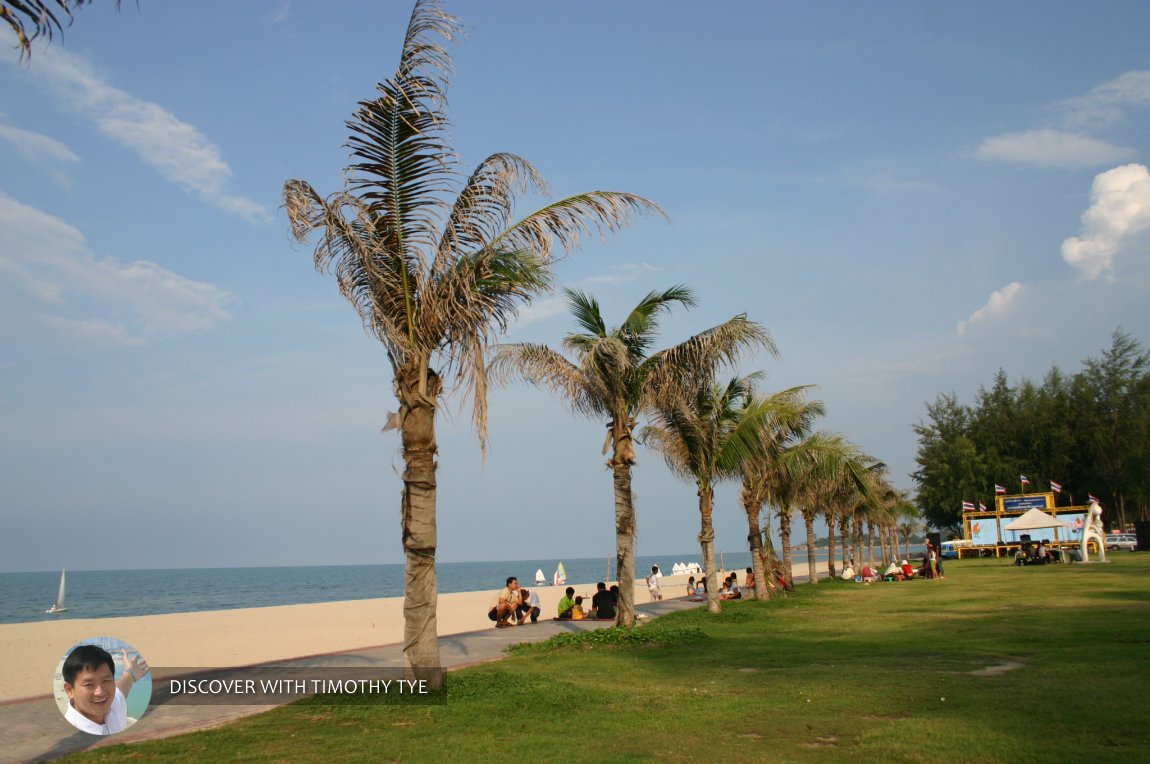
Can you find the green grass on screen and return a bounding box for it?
[66,555,1150,763]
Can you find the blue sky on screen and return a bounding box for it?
[2,1,1148,572]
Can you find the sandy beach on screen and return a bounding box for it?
[1,564,827,703]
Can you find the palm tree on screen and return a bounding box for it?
[283,0,659,685]
[792,435,875,583]
[737,388,823,600]
[643,371,781,614]
[2,0,115,61]
[491,288,766,626]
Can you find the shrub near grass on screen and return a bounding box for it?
[65,556,1150,763]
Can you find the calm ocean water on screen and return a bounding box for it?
[1,551,813,625]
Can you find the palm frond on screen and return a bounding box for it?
[618,285,694,360]
[435,153,549,269]
[489,343,599,418]
[642,315,775,411]
[563,288,608,340]
[488,192,665,263]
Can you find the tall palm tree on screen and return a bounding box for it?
[737,388,823,600]
[491,288,766,626]
[643,371,780,614]
[283,0,659,684]
[792,435,874,583]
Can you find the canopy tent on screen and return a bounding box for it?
[1004,508,1071,532]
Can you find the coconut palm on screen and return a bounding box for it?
[737,388,823,600]
[643,371,782,614]
[2,0,116,61]
[283,0,659,685]
[491,287,767,626]
[792,435,875,583]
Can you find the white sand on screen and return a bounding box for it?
[1,562,829,702]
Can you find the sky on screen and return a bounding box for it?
[2,1,1148,573]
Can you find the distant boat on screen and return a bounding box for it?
[535,568,546,586]
[553,562,567,586]
[46,569,69,614]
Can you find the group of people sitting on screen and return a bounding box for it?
[557,581,619,620]
[842,559,923,583]
[487,577,621,628]
[687,568,757,600]
[1014,540,1058,565]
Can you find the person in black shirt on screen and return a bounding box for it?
[591,581,616,620]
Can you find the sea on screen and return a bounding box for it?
[3,552,801,625]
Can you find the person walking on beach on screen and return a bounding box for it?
[647,565,662,601]
[488,576,520,627]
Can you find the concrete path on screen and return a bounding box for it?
[1,598,702,764]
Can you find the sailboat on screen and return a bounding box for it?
[46,569,69,614]
[534,568,547,586]
[553,561,567,586]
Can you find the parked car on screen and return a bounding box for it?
[1104,534,1138,551]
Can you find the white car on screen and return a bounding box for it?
[1105,534,1138,552]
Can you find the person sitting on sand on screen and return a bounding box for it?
[687,576,696,597]
[572,596,586,620]
[557,586,578,619]
[744,567,755,593]
[592,581,616,620]
[62,644,149,735]
[517,588,541,624]
[488,576,520,628]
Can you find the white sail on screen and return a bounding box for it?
[534,568,546,585]
[46,569,68,614]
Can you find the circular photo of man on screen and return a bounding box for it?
[54,637,152,735]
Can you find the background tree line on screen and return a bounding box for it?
[913,328,1150,532]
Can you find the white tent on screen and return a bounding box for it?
[1004,508,1070,532]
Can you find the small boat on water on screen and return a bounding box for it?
[534,568,547,586]
[46,569,69,614]
[553,561,567,586]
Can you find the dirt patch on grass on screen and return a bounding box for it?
[969,660,1025,676]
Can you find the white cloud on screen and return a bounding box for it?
[0,123,80,164]
[0,193,234,344]
[24,48,269,221]
[577,263,661,289]
[976,70,1150,170]
[956,282,1023,335]
[974,130,1134,169]
[1061,163,1150,280]
[1057,70,1150,130]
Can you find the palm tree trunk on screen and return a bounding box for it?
[742,489,769,600]
[612,460,637,627]
[698,484,721,614]
[804,511,818,583]
[840,514,851,571]
[778,507,794,588]
[397,369,443,689]
[826,515,838,578]
[867,522,875,567]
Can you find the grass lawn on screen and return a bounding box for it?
[66,554,1150,763]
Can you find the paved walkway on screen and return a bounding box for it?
[1,598,702,764]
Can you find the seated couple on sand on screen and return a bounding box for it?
[488,577,542,627]
[557,582,618,621]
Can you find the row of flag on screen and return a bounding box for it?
[963,479,1100,512]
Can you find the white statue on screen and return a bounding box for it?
[1079,501,1108,563]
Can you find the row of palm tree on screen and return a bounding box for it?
[285,0,923,684]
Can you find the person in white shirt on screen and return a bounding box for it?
[647,565,662,601]
[62,644,149,735]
